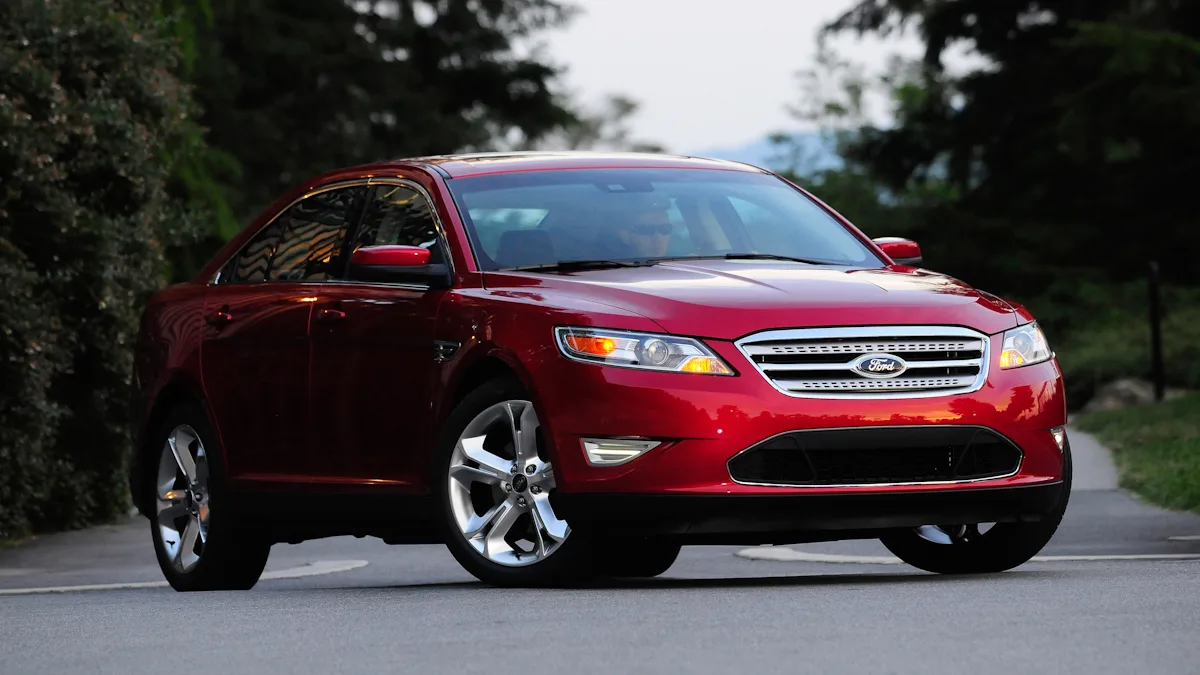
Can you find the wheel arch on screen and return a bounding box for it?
[130,373,212,516]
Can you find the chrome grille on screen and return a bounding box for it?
[736,326,991,399]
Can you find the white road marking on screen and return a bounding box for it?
[0,560,369,596]
[736,548,1200,564]
[1167,535,1200,542]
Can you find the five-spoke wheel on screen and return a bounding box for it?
[155,424,211,574]
[437,379,595,586]
[447,400,571,566]
[149,404,271,591]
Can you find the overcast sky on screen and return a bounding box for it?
[543,0,925,153]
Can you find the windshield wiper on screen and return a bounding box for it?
[648,253,840,266]
[720,253,840,265]
[505,259,650,272]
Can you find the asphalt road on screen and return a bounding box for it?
[3,430,1200,675]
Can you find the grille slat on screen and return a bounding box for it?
[737,326,990,398]
[759,357,984,372]
[775,376,978,391]
[744,339,983,355]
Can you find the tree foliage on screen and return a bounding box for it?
[825,0,1200,295]
[177,0,579,227]
[0,0,205,538]
[798,0,1200,404]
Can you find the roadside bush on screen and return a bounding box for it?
[0,0,202,539]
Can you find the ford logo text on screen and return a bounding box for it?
[853,354,908,379]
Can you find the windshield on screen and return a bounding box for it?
[445,168,883,271]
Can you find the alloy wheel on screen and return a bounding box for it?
[155,425,210,573]
[447,400,569,567]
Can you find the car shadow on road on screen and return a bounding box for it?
[310,568,1075,594]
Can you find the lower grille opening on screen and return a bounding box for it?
[728,427,1022,486]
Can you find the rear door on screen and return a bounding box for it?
[308,180,449,486]
[202,183,367,481]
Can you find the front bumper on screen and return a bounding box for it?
[556,480,1065,544]
[532,334,1067,496]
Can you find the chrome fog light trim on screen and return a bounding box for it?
[581,438,660,466]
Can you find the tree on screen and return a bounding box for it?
[825,0,1200,295]
[819,0,1200,402]
[0,0,204,538]
[770,41,947,239]
[177,0,580,225]
[519,93,665,152]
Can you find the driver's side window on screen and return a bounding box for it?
[349,183,445,267]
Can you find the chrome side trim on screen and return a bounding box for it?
[735,325,991,400]
[725,424,1026,489]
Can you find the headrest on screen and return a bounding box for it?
[496,229,555,268]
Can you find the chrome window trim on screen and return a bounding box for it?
[734,325,992,400]
[725,424,1025,489]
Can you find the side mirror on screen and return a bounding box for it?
[872,237,923,267]
[347,245,450,288]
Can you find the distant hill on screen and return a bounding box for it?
[687,131,842,173]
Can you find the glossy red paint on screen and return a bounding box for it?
[350,244,432,267]
[873,237,922,264]
[131,152,1068,544]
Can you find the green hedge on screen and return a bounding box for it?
[0,0,201,540]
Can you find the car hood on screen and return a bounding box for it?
[483,260,1021,339]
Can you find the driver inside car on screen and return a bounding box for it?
[598,196,675,259]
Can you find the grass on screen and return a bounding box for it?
[1076,393,1200,513]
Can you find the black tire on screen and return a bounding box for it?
[435,377,596,587]
[148,402,271,591]
[879,441,1073,574]
[595,538,681,578]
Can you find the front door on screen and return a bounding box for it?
[309,180,448,487]
[201,184,367,482]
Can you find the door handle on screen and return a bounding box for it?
[205,308,234,327]
[316,308,347,323]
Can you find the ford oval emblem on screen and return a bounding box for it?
[853,353,908,379]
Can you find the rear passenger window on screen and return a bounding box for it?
[229,221,283,283]
[351,184,444,264]
[223,186,366,284]
[269,187,366,281]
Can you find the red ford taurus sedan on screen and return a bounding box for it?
[130,152,1070,589]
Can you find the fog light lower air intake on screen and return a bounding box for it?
[581,438,660,466]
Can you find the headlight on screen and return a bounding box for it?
[999,322,1052,369]
[555,327,733,375]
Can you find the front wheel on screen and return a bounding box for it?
[434,378,594,587]
[880,443,1072,574]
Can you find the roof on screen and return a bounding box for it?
[393,151,768,178]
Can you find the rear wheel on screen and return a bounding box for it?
[435,378,594,587]
[880,442,1072,574]
[149,403,271,591]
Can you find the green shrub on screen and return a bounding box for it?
[0,0,202,539]
[1024,282,1200,408]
